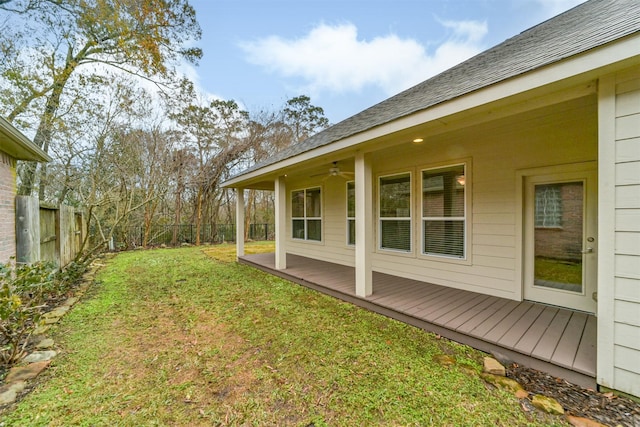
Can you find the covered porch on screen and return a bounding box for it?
[240,252,597,389]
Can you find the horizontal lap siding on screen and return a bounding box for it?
[0,152,16,264]
[285,96,597,302]
[612,74,640,397]
[286,176,355,267]
[367,96,597,300]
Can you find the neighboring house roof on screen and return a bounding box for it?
[0,116,51,162]
[228,0,639,182]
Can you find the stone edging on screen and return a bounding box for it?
[479,356,608,427]
[0,260,104,406]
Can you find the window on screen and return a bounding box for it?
[379,173,411,252]
[292,187,322,241]
[347,181,356,245]
[422,164,466,259]
[535,184,562,227]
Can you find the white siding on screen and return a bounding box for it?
[285,95,598,300]
[367,95,597,299]
[285,175,356,267]
[599,68,640,397]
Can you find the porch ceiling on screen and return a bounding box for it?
[229,89,598,190]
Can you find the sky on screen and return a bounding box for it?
[184,0,586,125]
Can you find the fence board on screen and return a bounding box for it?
[39,207,57,264]
[15,196,40,264]
[15,196,81,267]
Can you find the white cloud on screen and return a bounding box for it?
[239,19,487,98]
[533,0,586,17]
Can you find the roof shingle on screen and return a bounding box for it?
[232,0,640,179]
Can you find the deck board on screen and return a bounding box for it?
[513,306,559,355]
[239,252,596,386]
[434,294,491,325]
[573,315,597,375]
[551,312,588,369]
[444,295,499,330]
[531,309,572,361]
[466,300,521,338]
[406,287,462,316]
[423,290,484,323]
[497,304,545,349]
[456,298,513,334]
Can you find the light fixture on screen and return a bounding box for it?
[456,175,466,186]
[412,138,424,145]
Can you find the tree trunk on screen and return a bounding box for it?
[18,52,76,197]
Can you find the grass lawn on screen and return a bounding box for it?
[535,257,582,290]
[2,243,564,426]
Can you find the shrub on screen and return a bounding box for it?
[0,261,57,365]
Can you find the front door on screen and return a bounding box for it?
[523,166,597,313]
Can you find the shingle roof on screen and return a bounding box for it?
[231,0,639,180]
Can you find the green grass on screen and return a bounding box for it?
[535,257,582,286]
[2,244,565,426]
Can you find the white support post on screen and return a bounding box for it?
[355,151,373,297]
[596,74,616,390]
[236,187,245,259]
[274,176,287,270]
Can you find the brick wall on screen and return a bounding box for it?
[0,150,17,264]
[534,182,584,262]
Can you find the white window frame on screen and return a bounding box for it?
[421,163,467,260]
[378,171,412,253]
[346,181,356,246]
[291,187,322,242]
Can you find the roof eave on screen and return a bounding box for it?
[223,33,640,189]
[0,117,51,162]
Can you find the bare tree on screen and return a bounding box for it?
[0,0,202,196]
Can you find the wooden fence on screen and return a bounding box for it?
[15,196,84,267]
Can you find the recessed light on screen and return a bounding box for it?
[412,138,424,145]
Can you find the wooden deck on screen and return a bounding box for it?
[240,252,597,389]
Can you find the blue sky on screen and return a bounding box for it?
[185,0,586,124]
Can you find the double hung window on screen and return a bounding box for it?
[292,187,322,241]
[422,164,466,259]
[347,182,356,245]
[379,173,411,252]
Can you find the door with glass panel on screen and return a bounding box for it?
[523,167,597,313]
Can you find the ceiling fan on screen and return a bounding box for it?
[311,162,355,180]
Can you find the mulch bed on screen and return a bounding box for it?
[507,364,640,427]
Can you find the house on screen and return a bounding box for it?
[0,116,51,264]
[223,0,640,398]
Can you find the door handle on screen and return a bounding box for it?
[581,247,593,254]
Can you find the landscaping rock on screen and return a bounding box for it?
[23,350,57,363]
[0,381,26,405]
[33,325,51,335]
[35,338,55,349]
[5,361,51,383]
[62,297,79,307]
[483,357,506,376]
[566,415,608,427]
[481,373,525,395]
[531,394,564,415]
